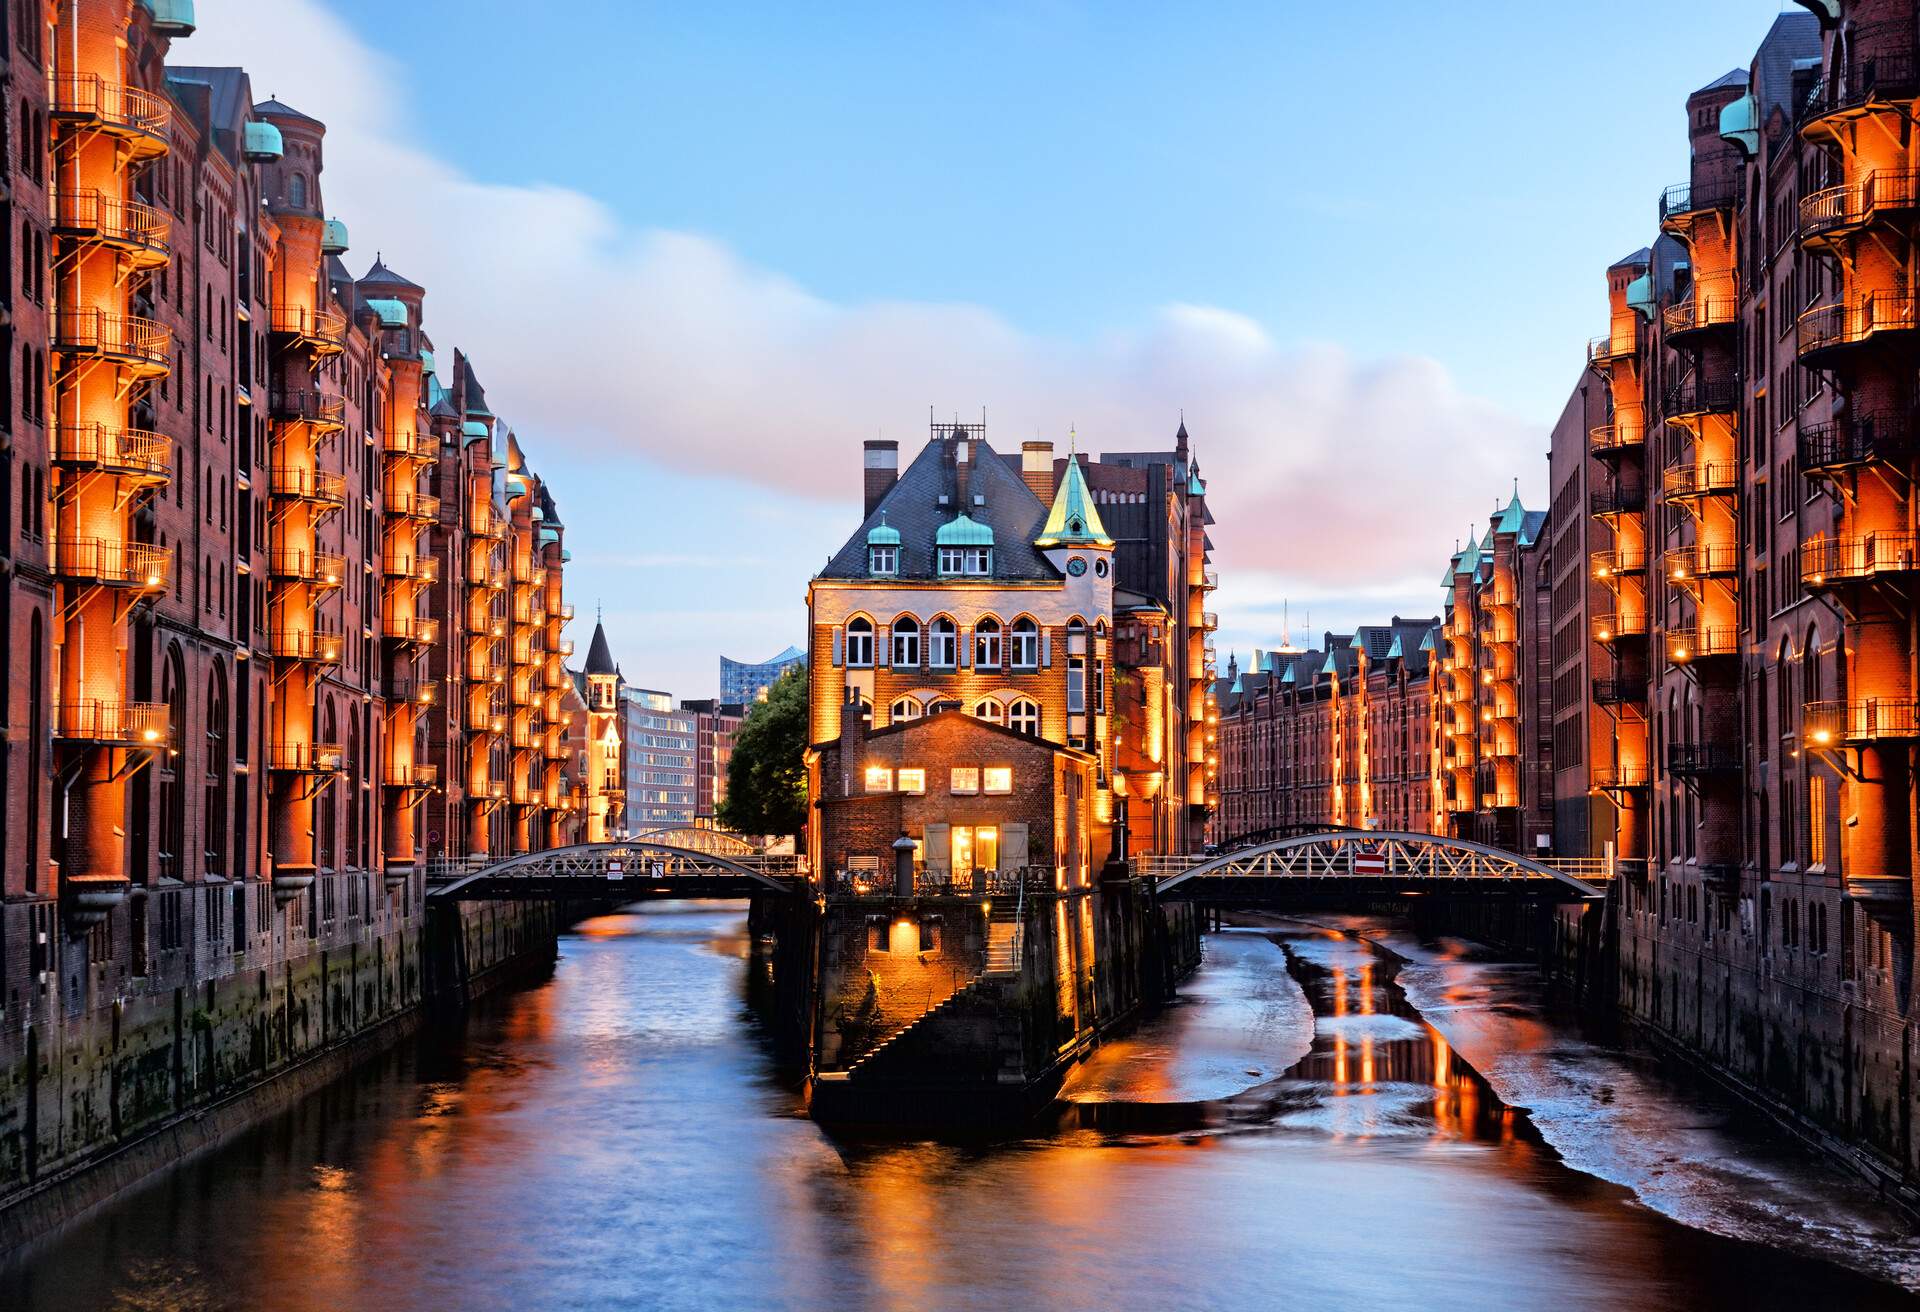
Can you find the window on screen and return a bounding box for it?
[1010,618,1039,668]
[938,547,963,575]
[936,546,992,576]
[1068,656,1086,713]
[975,617,1001,669]
[1093,659,1106,714]
[983,767,1012,795]
[891,617,920,667]
[1009,699,1040,735]
[845,617,874,667]
[928,617,957,668]
[864,765,893,792]
[889,696,921,723]
[868,545,896,576]
[974,699,1004,725]
[897,767,925,794]
[950,767,980,795]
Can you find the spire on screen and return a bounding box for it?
[584,617,616,676]
[1034,447,1113,549]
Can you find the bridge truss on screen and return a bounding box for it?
[428,841,804,902]
[1146,830,1603,900]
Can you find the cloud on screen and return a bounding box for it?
[192,0,1543,635]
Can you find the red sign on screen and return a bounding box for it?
[1354,852,1387,877]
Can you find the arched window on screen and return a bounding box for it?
[26,609,41,893]
[889,696,922,724]
[346,704,362,871]
[890,616,921,667]
[928,617,957,668]
[289,172,308,209]
[974,699,1005,726]
[1010,617,1039,669]
[318,700,338,874]
[845,617,874,668]
[205,668,228,877]
[1008,698,1040,736]
[975,617,1001,669]
[1067,617,1087,655]
[159,649,186,880]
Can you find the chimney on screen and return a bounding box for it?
[1021,441,1054,502]
[954,434,972,511]
[839,687,867,794]
[863,440,898,517]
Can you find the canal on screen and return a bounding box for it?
[5,904,1919,1310]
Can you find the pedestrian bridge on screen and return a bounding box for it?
[426,840,806,902]
[1137,831,1606,902]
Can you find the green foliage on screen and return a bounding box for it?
[717,662,809,841]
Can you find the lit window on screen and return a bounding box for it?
[897,767,925,794]
[974,699,1004,725]
[1010,618,1039,668]
[950,767,979,795]
[891,617,920,667]
[1068,656,1085,713]
[845,617,874,668]
[928,617,958,668]
[890,696,922,723]
[983,767,1012,795]
[975,617,1002,668]
[864,766,893,792]
[1008,698,1040,735]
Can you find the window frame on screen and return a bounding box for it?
[950,766,980,796]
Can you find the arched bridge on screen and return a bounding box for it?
[427,841,806,902]
[1145,831,1604,903]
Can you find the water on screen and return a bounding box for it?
[4,904,1917,1311]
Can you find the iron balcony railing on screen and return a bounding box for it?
[1799,169,1920,242]
[269,390,347,428]
[1665,542,1740,582]
[1592,612,1648,643]
[1662,274,1740,337]
[267,548,347,587]
[1798,291,1919,361]
[54,309,170,373]
[384,615,440,644]
[383,761,440,788]
[55,537,170,590]
[269,305,348,350]
[268,466,347,505]
[1804,698,1920,745]
[52,190,170,263]
[267,628,345,663]
[386,489,440,521]
[1590,678,1646,707]
[384,553,441,584]
[1589,421,1644,456]
[387,677,439,707]
[1658,167,1740,223]
[1586,322,1639,366]
[1664,742,1742,777]
[1798,412,1913,474]
[470,507,507,539]
[1801,531,1920,589]
[52,424,170,481]
[50,74,171,150]
[1799,41,1920,133]
[383,428,434,459]
[54,699,168,745]
[1589,485,1647,517]
[268,742,345,773]
[1662,459,1740,501]
[1666,626,1740,663]
[1664,375,1740,420]
[1590,548,1647,580]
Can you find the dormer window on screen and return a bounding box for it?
[934,515,993,576]
[938,546,991,576]
[868,544,897,575]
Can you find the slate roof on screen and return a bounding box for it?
[584,621,616,676]
[253,96,322,125]
[819,434,1056,582]
[361,256,423,292]
[1753,11,1822,124]
[168,67,252,161]
[1609,246,1652,271]
[1695,67,1750,95]
[461,356,492,418]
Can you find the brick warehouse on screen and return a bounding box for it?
[0,0,592,1200]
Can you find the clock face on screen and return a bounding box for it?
[1066,556,1088,577]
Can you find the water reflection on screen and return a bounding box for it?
[3,906,1916,1311]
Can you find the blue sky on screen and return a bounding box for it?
[205,1,1798,695]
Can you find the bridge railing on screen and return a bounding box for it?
[828,866,1057,900]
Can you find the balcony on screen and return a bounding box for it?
[1801,531,1920,591]
[1589,421,1645,459]
[387,677,439,708]
[384,552,440,584]
[470,507,507,539]
[267,628,344,664]
[269,306,348,356]
[383,614,440,645]
[55,537,169,591]
[1798,292,1918,366]
[1658,172,1738,226]
[1799,43,1920,141]
[268,742,345,773]
[1662,459,1739,503]
[1591,678,1646,707]
[1592,612,1648,644]
[1200,570,1219,591]
[1589,485,1647,518]
[52,190,170,267]
[1666,626,1739,665]
[1799,170,1920,246]
[469,560,508,591]
[54,309,171,377]
[50,74,170,158]
[52,424,170,484]
[387,490,440,521]
[269,466,347,508]
[382,428,434,460]
[1798,413,1913,477]
[1590,548,1647,581]
[469,652,507,684]
[383,761,439,789]
[269,390,347,431]
[54,699,167,746]
[1201,611,1219,632]
[268,548,347,589]
[1662,275,1739,341]
[1664,542,1739,584]
[1664,376,1739,423]
[1586,322,1639,369]
[1664,742,1741,778]
[1805,698,1920,746]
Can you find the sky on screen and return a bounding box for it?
[191,0,1797,696]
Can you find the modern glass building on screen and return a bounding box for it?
[619,688,697,831]
[719,645,805,703]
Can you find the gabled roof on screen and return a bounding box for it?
[1034,453,1113,548]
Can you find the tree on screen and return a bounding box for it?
[717,662,809,842]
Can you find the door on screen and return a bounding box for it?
[975,826,998,872]
[950,825,973,874]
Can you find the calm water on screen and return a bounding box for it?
[4,903,1918,1311]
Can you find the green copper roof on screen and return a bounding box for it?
[1320,652,1339,678]
[1496,487,1528,536]
[1718,92,1759,156]
[505,471,531,499]
[1626,273,1657,320]
[1280,665,1296,685]
[420,348,436,376]
[321,218,349,255]
[866,512,900,547]
[1386,633,1404,660]
[538,526,560,545]
[242,120,284,162]
[1419,630,1435,653]
[1454,529,1480,576]
[365,297,408,328]
[935,514,994,546]
[1034,455,1113,548]
[143,0,196,36]
[462,420,489,440]
[1188,468,1206,497]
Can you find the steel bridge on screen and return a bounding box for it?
[1138,830,1605,902]
[426,840,806,902]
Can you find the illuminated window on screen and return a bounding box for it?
[983,767,1012,795]
[973,699,1004,725]
[897,767,925,794]
[864,765,893,792]
[890,617,920,667]
[845,617,874,667]
[1809,777,1826,866]
[889,696,921,723]
[1008,698,1040,735]
[950,767,979,795]
[975,617,1001,668]
[1067,656,1085,713]
[1010,618,1039,668]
